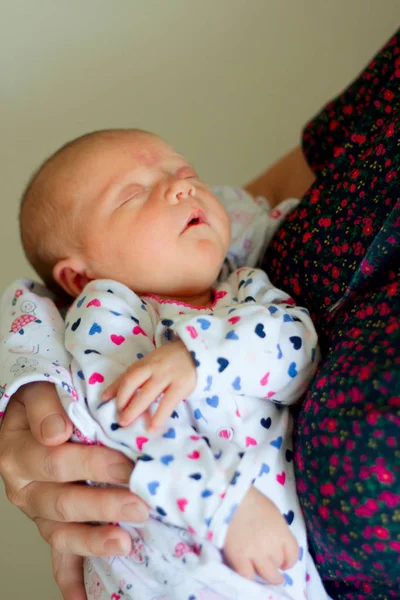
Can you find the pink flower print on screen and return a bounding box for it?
[370,463,394,484]
[88,571,105,598]
[355,499,379,518]
[378,491,400,508]
[174,541,193,558]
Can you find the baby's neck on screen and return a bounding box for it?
[146,288,214,308]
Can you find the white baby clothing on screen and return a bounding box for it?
[0,188,329,600]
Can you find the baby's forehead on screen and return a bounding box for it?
[48,132,184,209]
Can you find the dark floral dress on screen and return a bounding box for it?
[262,30,400,599]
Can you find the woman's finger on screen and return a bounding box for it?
[17,382,73,445]
[51,549,87,600]
[21,481,148,523]
[36,518,132,556]
[4,432,134,485]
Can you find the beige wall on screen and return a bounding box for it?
[0,1,398,597]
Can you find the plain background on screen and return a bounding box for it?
[0,1,398,598]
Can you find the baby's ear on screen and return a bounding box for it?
[53,258,93,298]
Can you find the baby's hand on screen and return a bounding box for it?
[102,340,197,431]
[224,486,299,585]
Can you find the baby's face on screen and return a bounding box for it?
[65,132,231,298]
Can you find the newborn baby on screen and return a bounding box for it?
[5,129,329,599]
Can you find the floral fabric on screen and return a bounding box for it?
[262,31,400,599]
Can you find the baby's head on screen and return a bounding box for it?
[20,129,231,302]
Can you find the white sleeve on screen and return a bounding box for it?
[0,279,74,421]
[171,268,320,405]
[213,185,299,280]
[65,280,259,548]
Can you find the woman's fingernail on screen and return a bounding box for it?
[41,414,67,439]
[121,502,149,521]
[104,537,131,555]
[108,463,133,482]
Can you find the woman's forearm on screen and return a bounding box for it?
[244,146,316,208]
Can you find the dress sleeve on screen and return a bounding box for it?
[65,280,260,548]
[302,30,399,173]
[0,279,73,422]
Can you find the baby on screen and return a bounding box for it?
[2,129,329,600]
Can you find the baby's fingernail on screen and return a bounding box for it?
[119,415,133,427]
[41,413,67,440]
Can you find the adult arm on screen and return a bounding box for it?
[243,145,316,209]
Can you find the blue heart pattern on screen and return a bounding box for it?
[217,357,229,372]
[284,510,294,525]
[255,323,266,338]
[201,489,213,498]
[289,336,302,350]
[89,322,102,335]
[232,376,241,390]
[259,463,270,476]
[148,481,160,495]
[197,318,211,330]
[226,330,239,340]
[163,428,176,439]
[270,436,283,449]
[206,395,219,408]
[288,362,298,378]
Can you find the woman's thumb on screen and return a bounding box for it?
[20,381,73,445]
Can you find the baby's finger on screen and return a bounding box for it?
[118,379,166,427]
[101,375,123,402]
[148,386,183,431]
[114,367,152,411]
[253,556,284,585]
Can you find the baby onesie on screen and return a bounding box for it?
[0,189,329,599]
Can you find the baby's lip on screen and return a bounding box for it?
[181,208,209,233]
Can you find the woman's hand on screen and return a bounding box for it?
[0,382,149,600]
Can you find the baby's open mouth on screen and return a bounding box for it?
[182,209,208,233]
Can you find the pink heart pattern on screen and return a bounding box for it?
[88,372,104,385]
[110,334,125,345]
[177,498,188,512]
[86,298,101,308]
[276,472,286,485]
[136,436,149,451]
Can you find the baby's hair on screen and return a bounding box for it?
[19,128,150,298]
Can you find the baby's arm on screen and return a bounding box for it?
[172,268,319,405]
[0,280,74,420]
[65,280,260,549]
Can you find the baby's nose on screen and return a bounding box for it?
[165,179,195,205]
